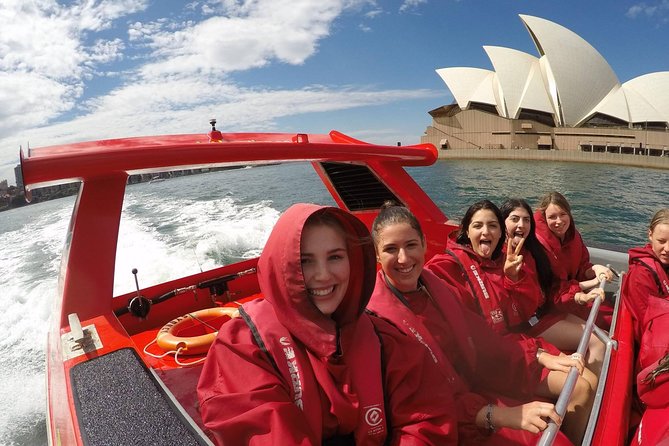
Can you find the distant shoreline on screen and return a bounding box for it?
[436,148,669,171]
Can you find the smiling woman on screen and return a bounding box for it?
[300,212,351,316]
[197,203,458,445]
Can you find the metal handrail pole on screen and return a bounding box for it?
[537,279,607,446]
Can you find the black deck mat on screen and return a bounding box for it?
[70,348,208,446]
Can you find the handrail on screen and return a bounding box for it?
[537,278,608,446]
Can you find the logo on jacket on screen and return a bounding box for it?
[469,264,490,299]
[282,344,304,409]
[364,405,384,427]
[364,404,385,436]
[490,308,505,324]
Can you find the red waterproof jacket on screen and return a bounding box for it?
[534,210,592,319]
[425,239,538,334]
[500,245,568,336]
[197,204,457,445]
[502,245,545,321]
[623,245,669,345]
[623,245,669,401]
[534,211,614,329]
[367,269,570,445]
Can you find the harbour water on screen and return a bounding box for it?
[0,159,665,445]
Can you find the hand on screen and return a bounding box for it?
[504,236,525,281]
[538,351,585,375]
[575,288,604,305]
[592,264,613,282]
[495,401,562,433]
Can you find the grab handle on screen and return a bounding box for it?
[537,278,608,446]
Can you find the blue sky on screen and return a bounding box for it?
[1,0,668,184]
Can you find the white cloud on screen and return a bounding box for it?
[0,0,431,183]
[399,0,427,13]
[2,80,434,150]
[134,0,348,76]
[626,1,669,20]
[0,0,150,162]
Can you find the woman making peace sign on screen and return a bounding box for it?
[501,198,604,379]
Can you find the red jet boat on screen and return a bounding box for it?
[20,122,634,445]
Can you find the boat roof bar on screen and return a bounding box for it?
[20,131,438,189]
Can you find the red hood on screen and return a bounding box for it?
[629,244,666,267]
[534,209,577,249]
[257,203,377,357]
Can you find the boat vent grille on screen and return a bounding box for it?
[320,162,400,211]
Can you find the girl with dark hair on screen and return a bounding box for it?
[368,202,593,445]
[501,198,604,379]
[198,204,457,445]
[426,199,535,334]
[622,209,669,446]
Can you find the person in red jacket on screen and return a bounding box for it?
[534,192,613,321]
[533,192,612,376]
[622,208,669,446]
[500,198,602,382]
[197,204,457,445]
[368,202,593,445]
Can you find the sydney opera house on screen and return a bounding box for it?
[421,15,669,156]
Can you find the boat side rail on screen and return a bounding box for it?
[537,277,610,446]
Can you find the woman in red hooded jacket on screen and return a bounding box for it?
[533,192,614,326]
[197,203,457,446]
[533,192,612,376]
[368,202,593,445]
[623,208,669,446]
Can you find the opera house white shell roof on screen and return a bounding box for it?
[436,14,669,128]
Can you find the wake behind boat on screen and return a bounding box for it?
[20,121,634,445]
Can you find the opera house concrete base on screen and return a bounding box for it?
[436,148,669,171]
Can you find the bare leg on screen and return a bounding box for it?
[539,315,604,382]
[536,368,596,445]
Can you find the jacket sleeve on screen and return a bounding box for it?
[197,319,317,446]
[551,277,582,308]
[425,254,480,315]
[575,234,594,281]
[622,264,656,342]
[637,354,669,408]
[371,317,458,446]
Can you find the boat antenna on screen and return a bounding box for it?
[208,118,223,142]
[192,245,203,273]
[127,268,151,319]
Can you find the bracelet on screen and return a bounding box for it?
[536,347,545,361]
[485,403,496,433]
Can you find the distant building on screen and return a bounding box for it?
[422,14,669,156]
[14,164,23,190]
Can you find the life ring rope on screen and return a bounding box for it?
[143,338,207,367]
[144,306,240,366]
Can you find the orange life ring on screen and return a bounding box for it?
[156,306,240,355]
